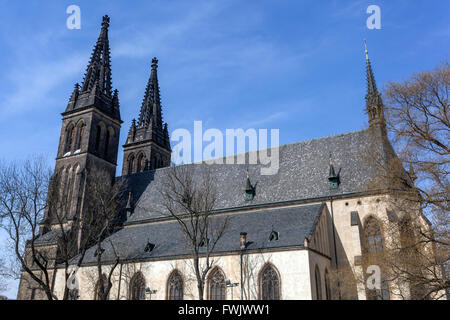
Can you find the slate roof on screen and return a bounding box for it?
[80,203,325,264]
[123,128,379,224]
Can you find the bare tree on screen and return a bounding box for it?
[0,157,125,300]
[83,167,124,300]
[159,164,230,300]
[0,157,56,300]
[379,62,449,299]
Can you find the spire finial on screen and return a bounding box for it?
[364,39,369,60]
[102,15,110,29]
[329,153,333,166]
[152,57,158,69]
[137,59,162,127]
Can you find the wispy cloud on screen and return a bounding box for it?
[0,54,85,118]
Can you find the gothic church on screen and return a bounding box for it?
[17,15,434,300]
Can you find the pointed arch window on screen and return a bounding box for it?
[260,264,280,300]
[75,122,85,150]
[137,154,145,172]
[104,128,111,158]
[167,270,183,300]
[65,124,75,153]
[129,272,146,300]
[208,268,226,300]
[315,265,322,300]
[128,154,135,175]
[363,217,390,300]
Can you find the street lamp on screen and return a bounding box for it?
[145,287,157,300]
[225,279,239,300]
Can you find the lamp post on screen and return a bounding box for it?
[145,287,157,300]
[240,232,247,300]
[225,280,239,300]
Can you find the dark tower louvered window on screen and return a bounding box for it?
[260,265,280,300]
[168,271,183,300]
[104,129,111,158]
[76,123,84,150]
[209,269,226,300]
[137,154,145,172]
[65,125,75,153]
[128,154,135,174]
[129,272,146,300]
[95,125,102,152]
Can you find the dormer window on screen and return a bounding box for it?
[269,231,279,242]
[144,242,155,253]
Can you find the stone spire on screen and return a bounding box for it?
[81,15,112,96]
[138,58,162,128]
[364,40,385,129]
[122,58,171,176]
[64,15,120,121]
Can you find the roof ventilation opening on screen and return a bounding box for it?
[269,230,279,242]
[144,241,155,253]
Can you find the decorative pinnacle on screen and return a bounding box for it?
[329,154,333,166]
[101,15,110,29]
[152,57,158,69]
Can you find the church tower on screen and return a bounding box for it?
[122,58,171,175]
[42,15,122,231]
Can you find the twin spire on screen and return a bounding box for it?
[137,58,163,128]
[81,15,112,97]
[66,15,120,120]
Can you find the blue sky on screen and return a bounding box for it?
[0,0,449,298]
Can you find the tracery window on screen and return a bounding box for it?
[208,268,226,300]
[363,217,390,300]
[167,270,183,300]
[260,264,280,300]
[129,272,146,300]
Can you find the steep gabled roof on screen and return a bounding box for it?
[122,128,379,224]
[80,203,326,264]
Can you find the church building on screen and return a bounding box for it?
[17,15,434,300]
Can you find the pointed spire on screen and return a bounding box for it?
[138,57,162,128]
[364,40,385,128]
[364,39,378,96]
[80,15,112,97]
